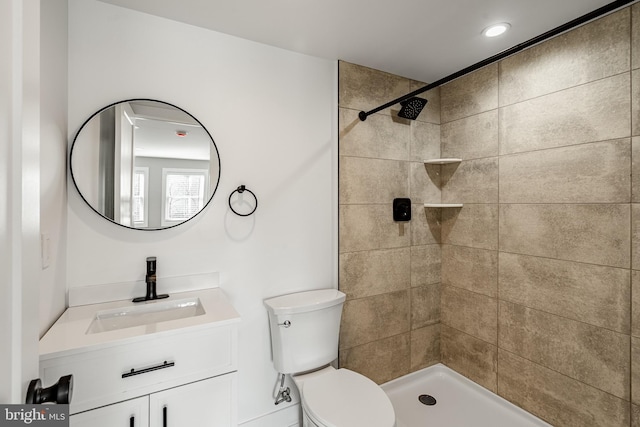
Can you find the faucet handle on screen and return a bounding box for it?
[146,256,157,274]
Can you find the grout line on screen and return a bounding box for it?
[446,243,634,271]
[441,70,632,126]
[498,297,630,337]
[441,283,497,300]
[498,136,633,159]
[498,347,630,403]
[344,132,632,164]
[498,70,632,109]
[496,62,502,394]
[337,61,343,369]
[629,25,634,416]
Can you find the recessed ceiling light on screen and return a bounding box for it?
[483,23,511,38]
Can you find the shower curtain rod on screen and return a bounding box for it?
[358,0,636,121]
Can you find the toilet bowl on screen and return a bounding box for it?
[264,289,396,427]
[295,366,395,427]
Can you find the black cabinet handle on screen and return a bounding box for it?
[129,416,134,427]
[25,375,73,404]
[122,361,175,378]
[163,406,167,427]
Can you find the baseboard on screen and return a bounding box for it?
[239,404,300,427]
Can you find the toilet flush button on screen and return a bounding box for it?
[279,320,291,328]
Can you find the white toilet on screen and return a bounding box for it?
[264,289,396,427]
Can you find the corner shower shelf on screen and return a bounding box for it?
[423,158,463,208]
[424,203,464,208]
[423,158,462,165]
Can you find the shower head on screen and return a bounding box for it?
[397,97,428,120]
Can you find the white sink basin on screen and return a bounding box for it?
[86,297,205,334]
[40,288,241,358]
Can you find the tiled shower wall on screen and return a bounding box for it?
[338,62,442,383]
[440,6,636,426]
[339,4,640,426]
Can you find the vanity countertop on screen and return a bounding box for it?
[40,287,240,360]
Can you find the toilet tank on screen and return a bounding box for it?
[264,289,346,374]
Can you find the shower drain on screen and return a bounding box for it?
[418,394,437,406]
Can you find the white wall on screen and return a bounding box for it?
[67,0,337,424]
[40,0,68,336]
[0,0,43,403]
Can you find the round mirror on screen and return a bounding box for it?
[70,99,221,230]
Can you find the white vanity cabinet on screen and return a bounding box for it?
[70,396,149,426]
[39,288,240,427]
[70,373,236,427]
[149,374,236,426]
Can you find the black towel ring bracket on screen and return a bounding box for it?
[228,185,258,217]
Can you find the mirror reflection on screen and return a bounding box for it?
[70,99,220,230]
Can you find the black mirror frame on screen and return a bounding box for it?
[70,98,221,231]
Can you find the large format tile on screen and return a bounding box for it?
[339,108,410,160]
[441,285,497,344]
[410,324,440,372]
[499,204,630,268]
[441,325,497,392]
[339,61,410,112]
[633,138,640,199]
[441,245,497,298]
[441,110,499,160]
[411,204,440,245]
[339,333,410,385]
[441,64,498,123]
[499,73,631,155]
[340,156,408,204]
[499,252,630,333]
[499,301,630,399]
[410,121,440,161]
[339,204,409,253]
[498,350,630,427]
[633,270,640,337]
[633,337,640,405]
[411,283,441,330]
[633,3,640,70]
[339,248,410,300]
[410,244,440,287]
[410,162,441,203]
[634,204,640,269]
[442,157,498,204]
[410,80,440,124]
[499,8,630,106]
[340,290,410,349]
[633,71,640,136]
[441,204,498,250]
[499,139,631,203]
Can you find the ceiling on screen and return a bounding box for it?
[99,0,624,83]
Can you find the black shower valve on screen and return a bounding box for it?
[393,198,411,222]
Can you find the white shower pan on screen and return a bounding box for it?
[382,364,552,427]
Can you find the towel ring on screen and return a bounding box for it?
[229,185,258,217]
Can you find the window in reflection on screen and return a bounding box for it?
[161,168,207,226]
[132,167,148,228]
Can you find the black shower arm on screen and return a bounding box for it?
[358,0,635,122]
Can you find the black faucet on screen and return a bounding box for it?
[133,256,169,302]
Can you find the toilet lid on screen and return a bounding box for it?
[302,369,395,427]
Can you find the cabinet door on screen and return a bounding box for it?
[149,373,237,427]
[70,396,149,427]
